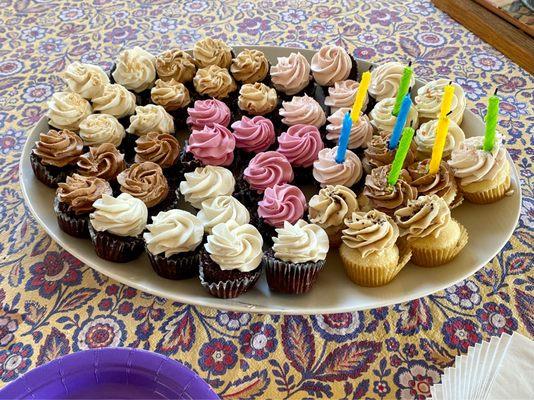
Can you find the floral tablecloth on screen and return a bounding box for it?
[0,1,532,398]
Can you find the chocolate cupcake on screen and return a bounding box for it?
[89,193,148,263]
[150,79,191,125]
[61,62,109,100]
[236,82,278,122]
[368,61,416,104]
[263,220,328,294]
[192,65,237,106]
[278,94,326,132]
[77,143,126,192]
[369,97,419,135]
[55,174,112,237]
[155,49,197,85]
[186,98,231,131]
[324,79,369,115]
[325,108,373,150]
[270,52,314,100]
[362,131,417,174]
[111,46,156,104]
[179,165,235,209]
[230,49,270,85]
[91,83,137,128]
[47,92,92,131]
[197,195,250,233]
[78,114,125,148]
[312,147,363,189]
[144,209,204,279]
[230,116,276,164]
[199,221,263,299]
[30,129,84,188]
[193,37,233,69]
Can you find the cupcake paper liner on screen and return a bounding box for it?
[146,248,200,280]
[30,152,74,188]
[463,174,511,205]
[53,197,90,238]
[88,224,145,263]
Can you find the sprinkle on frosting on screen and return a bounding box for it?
[179,165,235,209]
[79,114,125,147]
[238,83,278,116]
[187,98,231,131]
[117,162,169,208]
[277,124,324,167]
[326,108,373,149]
[368,62,416,102]
[311,45,352,86]
[415,79,466,124]
[90,193,148,237]
[91,83,136,119]
[150,79,191,111]
[57,173,112,214]
[112,46,156,93]
[394,195,451,240]
[244,151,294,193]
[135,132,180,169]
[187,123,236,166]
[370,97,419,134]
[324,79,368,113]
[231,116,275,153]
[77,143,126,181]
[309,185,359,233]
[127,104,175,136]
[193,65,237,99]
[47,92,92,131]
[33,129,83,167]
[198,195,250,233]
[193,37,232,69]
[279,94,326,128]
[312,147,363,188]
[270,52,312,95]
[415,119,465,160]
[258,184,307,228]
[273,220,329,263]
[231,49,269,84]
[62,62,109,99]
[155,49,197,83]
[408,159,457,206]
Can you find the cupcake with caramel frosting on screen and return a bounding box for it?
[237,83,278,117]
[155,49,197,83]
[270,52,313,97]
[193,65,237,101]
[362,131,416,173]
[231,49,269,84]
[193,37,233,69]
[77,143,126,184]
[151,79,191,111]
[408,159,461,208]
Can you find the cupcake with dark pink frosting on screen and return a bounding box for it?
[186,98,231,131]
[270,52,314,99]
[325,108,373,150]
[312,147,363,189]
[231,116,276,154]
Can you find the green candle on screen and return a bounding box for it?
[483,91,500,152]
[392,62,413,116]
[388,126,415,186]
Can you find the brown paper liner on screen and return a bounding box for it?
[53,197,90,238]
[146,248,200,280]
[339,242,412,287]
[88,224,145,263]
[463,175,511,204]
[327,230,343,248]
[410,220,468,267]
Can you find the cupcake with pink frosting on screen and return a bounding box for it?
[278,94,327,133]
[325,108,373,150]
[312,147,363,189]
[270,52,314,99]
[323,79,369,114]
[186,98,231,131]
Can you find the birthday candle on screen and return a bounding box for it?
[388,126,415,186]
[351,71,371,122]
[335,112,353,164]
[388,94,412,150]
[428,116,450,175]
[440,83,454,118]
[392,63,413,116]
[483,91,500,152]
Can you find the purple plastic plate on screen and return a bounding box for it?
[0,348,219,400]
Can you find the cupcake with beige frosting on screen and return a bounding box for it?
[62,62,109,100]
[91,83,137,124]
[112,46,156,95]
[197,195,250,234]
[312,147,363,188]
[339,210,411,286]
[325,108,373,149]
[193,65,237,102]
[370,97,419,134]
[237,82,278,118]
[193,37,233,69]
[155,49,197,84]
[151,79,191,112]
[414,79,466,125]
[79,114,125,147]
[231,49,270,84]
[47,92,92,131]
[414,119,465,161]
[179,165,236,209]
[395,195,468,267]
[368,61,416,103]
[270,52,313,97]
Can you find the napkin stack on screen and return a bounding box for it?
[430,332,534,400]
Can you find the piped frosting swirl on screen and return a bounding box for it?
[368,62,415,102]
[91,83,136,119]
[414,119,465,159]
[150,79,191,111]
[77,143,126,181]
[370,97,419,134]
[231,49,269,83]
[187,123,236,166]
[112,46,156,93]
[312,147,363,188]
[127,105,175,136]
[324,79,368,113]
[311,45,352,86]
[193,65,237,99]
[326,108,373,149]
[33,129,83,167]
[79,114,125,147]
[394,195,451,240]
[238,83,278,116]
[231,116,275,153]
[273,220,329,263]
[270,52,312,95]
[62,62,109,99]
[116,162,169,208]
[414,79,466,124]
[279,94,326,128]
[179,166,235,209]
[193,37,232,69]
[308,185,359,233]
[244,151,294,193]
[258,184,307,228]
[187,99,231,131]
[277,124,324,168]
[155,49,197,83]
[134,132,180,169]
[198,195,250,233]
[90,193,148,237]
[47,92,92,131]
[56,173,112,214]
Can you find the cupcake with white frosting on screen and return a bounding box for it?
[312,147,363,189]
[127,104,175,136]
[62,62,110,100]
[368,61,415,103]
[91,83,137,126]
[47,92,92,131]
[179,165,235,209]
[414,79,466,125]
[112,46,156,102]
[414,119,465,160]
[197,195,250,233]
[369,97,419,134]
[79,114,125,147]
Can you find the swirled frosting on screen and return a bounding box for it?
[238,83,278,116]
[117,162,169,208]
[277,124,324,167]
[270,52,312,95]
[77,143,126,181]
[62,62,109,99]
[155,49,197,83]
[90,193,148,237]
[198,195,250,233]
[33,129,83,167]
[363,165,418,214]
[231,49,269,84]
[368,62,415,102]
[342,210,399,257]
[127,105,175,136]
[179,166,235,209]
[273,220,329,263]
[408,160,456,204]
[394,195,451,240]
[57,173,112,214]
[326,108,373,149]
[112,46,156,93]
[187,123,235,166]
[79,114,125,147]
[244,151,294,192]
[193,65,237,99]
[324,79,368,113]
[362,131,416,173]
[415,79,466,124]
[150,79,191,111]
[187,99,231,131]
[47,92,92,131]
[311,45,352,86]
[312,147,363,187]
[370,97,419,134]
[309,185,359,233]
[193,37,232,69]
[279,94,326,128]
[91,83,136,119]
[144,209,203,256]
[258,184,307,228]
[414,119,465,159]
[231,116,275,153]
[134,132,180,169]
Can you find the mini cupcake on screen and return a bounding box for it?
[277,124,324,183]
[62,62,109,100]
[144,209,204,279]
[448,135,511,204]
[197,195,250,233]
[126,104,174,158]
[77,143,126,191]
[186,98,231,131]
[311,45,358,88]
[312,147,363,189]
[237,82,278,121]
[91,83,137,127]
[414,119,465,161]
[55,174,112,237]
[112,46,156,103]
[230,49,270,85]
[279,94,326,131]
[325,108,373,150]
[339,210,411,286]
[155,49,197,84]
[78,114,125,148]
[179,165,236,209]
[362,131,416,173]
[395,195,468,267]
[200,221,263,299]
[369,97,419,134]
[193,65,237,104]
[308,185,359,247]
[263,219,329,294]
[368,61,416,104]
[414,79,466,125]
[89,193,148,263]
[30,129,84,188]
[362,165,418,215]
[150,79,191,124]
[324,79,369,114]
[193,37,233,69]
[231,116,276,162]
[117,161,175,216]
[47,92,92,131]
[270,52,313,99]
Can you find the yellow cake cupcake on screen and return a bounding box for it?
[395,195,468,267]
[339,210,411,286]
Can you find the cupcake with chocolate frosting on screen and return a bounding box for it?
[155,49,197,84]
[362,131,416,173]
[325,108,373,150]
[198,195,250,234]
[231,49,270,85]
[279,94,326,131]
[150,79,191,124]
[237,82,278,121]
[77,143,126,191]
[79,114,125,148]
[414,119,465,161]
[179,165,235,209]
[144,209,204,280]
[324,79,369,114]
[312,147,363,189]
[231,116,276,163]
[415,79,466,125]
[193,37,233,69]
[186,98,231,131]
[47,92,92,131]
[270,52,313,99]
[370,97,419,134]
[368,62,416,104]
[111,46,156,103]
[408,159,461,208]
[91,83,136,127]
[31,129,84,187]
[193,65,237,104]
[62,62,109,100]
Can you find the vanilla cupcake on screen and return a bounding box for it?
[91,83,137,122]
[414,119,465,160]
[62,62,109,99]
[368,61,415,103]
[312,147,363,188]
[324,79,369,114]
[270,52,313,97]
[414,79,466,125]
[237,82,278,118]
[193,37,233,69]
[179,165,235,209]
[47,92,92,131]
[395,195,468,267]
[112,46,156,94]
[339,210,411,286]
[127,104,175,136]
[311,44,358,88]
[197,195,250,233]
[78,114,125,147]
[155,49,197,83]
[231,49,269,84]
[325,108,373,149]
[370,97,419,134]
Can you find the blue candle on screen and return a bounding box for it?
[335,112,352,163]
[388,94,412,150]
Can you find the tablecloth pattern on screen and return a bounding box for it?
[0,1,532,398]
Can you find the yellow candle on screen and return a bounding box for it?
[351,71,371,123]
[439,84,454,118]
[428,116,450,174]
